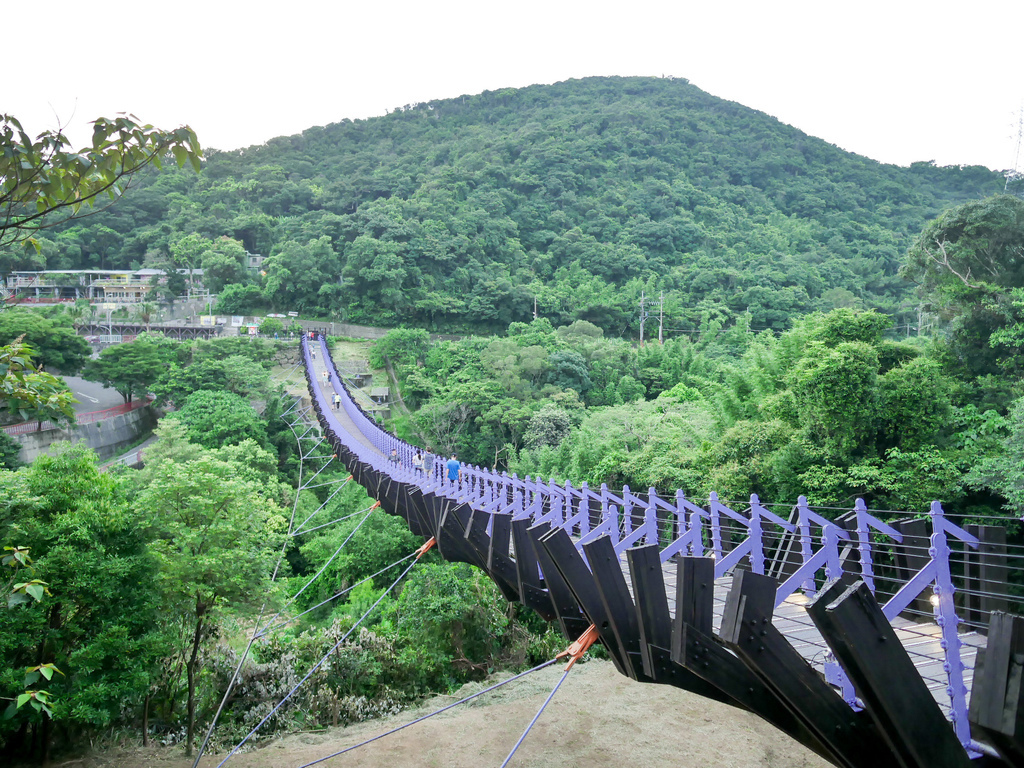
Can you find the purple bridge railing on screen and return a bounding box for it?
[304,334,1020,754]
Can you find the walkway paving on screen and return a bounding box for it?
[308,346,383,458]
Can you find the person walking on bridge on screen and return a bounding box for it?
[446,453,461,486]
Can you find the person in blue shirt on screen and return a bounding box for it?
[446,453,461,485]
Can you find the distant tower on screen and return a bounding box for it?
[1006,104,1024,198]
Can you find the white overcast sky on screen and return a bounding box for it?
[6,0,1023,171]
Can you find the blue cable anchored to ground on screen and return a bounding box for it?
[499,624,598,767]
[498,667,572,768]
[255,502,380,636]
[294,623,600,768]
[214,537,437,768]
[294,658,561,768]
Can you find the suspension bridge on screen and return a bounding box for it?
[199,335,1024,767]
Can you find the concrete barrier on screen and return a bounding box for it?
[12,404,158,463]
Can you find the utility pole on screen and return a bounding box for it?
[639,291,647,345]
[1007,103,1024,198]
[658,292,664,345]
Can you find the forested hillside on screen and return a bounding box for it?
[2,76,1003,334]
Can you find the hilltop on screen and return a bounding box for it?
[6,76,1005,334]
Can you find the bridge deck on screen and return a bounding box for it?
[310,354,383,459]
[312,341,985,724]
[651,556,985,716]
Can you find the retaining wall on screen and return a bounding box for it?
[13,404,158,463]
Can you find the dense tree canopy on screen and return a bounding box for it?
[903,194,1024,377]
[172,389,268,448]
[0,309,90,375]
[81,334,176,404]
[0,78,1003,336]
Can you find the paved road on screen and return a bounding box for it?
[63,376,125,414]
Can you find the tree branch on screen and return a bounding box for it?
[922,239,983,289]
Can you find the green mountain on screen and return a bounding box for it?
[14,76,1005,334]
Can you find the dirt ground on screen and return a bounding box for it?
[51,660,830,768]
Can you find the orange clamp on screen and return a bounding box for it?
[415,537,437,560]
[556,624,600,671]
[370,500,381,510]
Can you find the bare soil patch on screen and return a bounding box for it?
[50,660,829,768]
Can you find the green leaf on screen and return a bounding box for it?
[15,693,31,709]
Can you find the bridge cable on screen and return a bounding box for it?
[215,539,435,767]
[498,667,571,768]
[254,552,416,639]
[498,624,598,767]
[290,476,355,535]
[294,657,561,768]
[291,504,374,537]
[192,396,328,767]
[298,453,338,490]
[257,502,380,636]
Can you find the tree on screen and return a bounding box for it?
[388,562,510,686]
[259,317,284,337]
[523,404,572,449]
[264,236,341,312]
[0,430,21,469]
[0,309,91,374]
[368,328,430,370]
[216,283,266,315]
[0,340,75,427]
[81,335,173,404]
[902,194,1024,376]
[415,400,472,455]
[968,396,1024,516]
[0,446,162,763]
[0,114,201,249]
[138,450,285,756]
[200,237,248,293]
[131,301,158,331]
[62,299,90,329]
[152,355,271,407]
[545,349,592,394]
[297,510,420,609]
[172,389,267,448]
[789,341,879,458]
